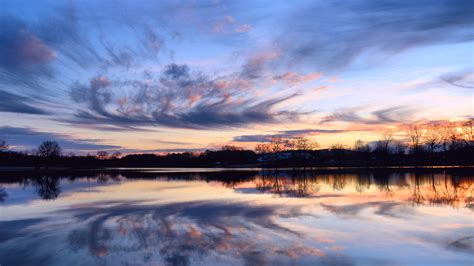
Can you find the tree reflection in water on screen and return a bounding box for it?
[251,170,473,209]
[0,168,472,208]
[34,176,61,200]
[0,187,7,202]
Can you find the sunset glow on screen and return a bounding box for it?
[0,0,473,154]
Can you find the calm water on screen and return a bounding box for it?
[0,168,473,266]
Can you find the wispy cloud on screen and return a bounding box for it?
[320,106,417,125]
[0,90,48,115]
[441,70,474,89]
[234,129,348,142]
[276,0,474,69]
[0,0,472,152]
[0,126,121,152]
[66,63,302,130]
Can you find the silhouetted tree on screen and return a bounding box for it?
[36,141,61,168]
[287,137,318,167]
[294,136,318,151]
[221,145,243,151]
[330,143,346,166]
[255,142,271,167]
[381,131,394,153]
[270,137,285,167]
[354,140,370,153]
[373,132,393,166]
[96,151,109,160]
[37,141,62,158]
[424,124,440,163]
[354,140,371,166]
[439,124,451,153]
[111,151,122,159]
[461,119,473,146]
[446,122,461,151]
[330,143,345,150]
[407,125,423,155]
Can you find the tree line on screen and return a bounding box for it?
[0,120,472,168]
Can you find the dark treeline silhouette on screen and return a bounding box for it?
[0,120,473,168]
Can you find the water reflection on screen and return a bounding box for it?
[0,168,473,208]
[66,201,311,264]
[0,168,473,265]
[0,187,7,202]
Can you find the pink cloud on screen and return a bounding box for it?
[235,24,252,33]
[16,29,56,66]
[90,75,111,89]
[213,16,236,33]
[273,72,322,86]
[212,16,252,34]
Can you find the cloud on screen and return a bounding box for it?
[320,106,416,125]
[0,3,167,88]
[63,200,304,262]
[273,72,322,86]
[240,51,280,80]
[235,24,252,33]
[118,148,203,154]
[234,129,348,142]
[212,15,253,34]
[441,70,474,89]
[0,18,56,73]
[0,126,121,152]
[322,201,413,218]
[67,64,302,130]
[213,16,236,32]
[0,90,48,115]
[277,0,474,69]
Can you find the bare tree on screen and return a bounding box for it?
[406,125,424,154]
[330,143,345,150]
[374,131,394,155]
[96,151,110,160]
[461,119,473,146]
[424,124,440,154]
[381,131,394,153]
[255,142,271,167]
[111,151,122,159]
[293,136,318,151]
[354,139,371,166]
[270,137,285,164]
[446,122,460,150]
[284,138,297,151]
[354,140,370,153]
[287,136,318,152]
[438,124,451,152]
[221,145,243,151]
[330,143,346,166]
[255,143,270,154]
[37,141,61,158]
[288,137,319,167]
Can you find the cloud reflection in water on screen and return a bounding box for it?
[0,168,473,265]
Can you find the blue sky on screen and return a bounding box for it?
[0,0,473,153]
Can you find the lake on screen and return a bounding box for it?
[0,168,473,265]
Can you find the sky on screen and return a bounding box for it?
[0,0,473,154]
